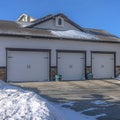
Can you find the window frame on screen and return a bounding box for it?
[55,16,64,27]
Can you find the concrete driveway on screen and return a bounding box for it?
[11,80,120,120]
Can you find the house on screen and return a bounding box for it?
[0,13,120,82]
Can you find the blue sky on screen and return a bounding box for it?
[0,0,120,37]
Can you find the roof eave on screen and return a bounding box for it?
[0,33,120,44]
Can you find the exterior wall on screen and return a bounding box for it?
[0,36,120,81]
[33,19,80,31]
[50,66,57,81]
[0,67,6,81]
[86,66,92,74]
[116,66,120,77]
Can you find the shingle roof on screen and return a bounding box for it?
[0,20,52,36]
[85,28,120,41]
[31,14,53,24]
[0,17,120,43]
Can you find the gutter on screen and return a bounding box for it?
[0,33,120,44]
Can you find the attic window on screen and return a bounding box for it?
[58,18,62,25]
[55,17,64,27]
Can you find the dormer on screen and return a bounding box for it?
[17,13,36,22]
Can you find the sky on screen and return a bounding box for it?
[0,0,120,37]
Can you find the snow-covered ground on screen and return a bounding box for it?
[50,30,98,40]
[54,103,96,120]
[0,80,63,120]
[53,102,106,120]
[0,80,107,120]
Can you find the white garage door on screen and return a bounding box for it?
[92,53,115,79]
[57,52,85,80]
[7,51,49,82]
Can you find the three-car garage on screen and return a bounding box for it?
[6,49,116,82]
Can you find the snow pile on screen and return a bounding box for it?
[51,30,98,40]
[0,80,63,120]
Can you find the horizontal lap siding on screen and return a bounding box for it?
[0,37,119,81]
[1,37,119,66]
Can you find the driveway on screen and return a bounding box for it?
[11,80,120,120]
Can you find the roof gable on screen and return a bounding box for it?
[26,13,85,32]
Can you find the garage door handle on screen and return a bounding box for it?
[27,64,31,69]
[8,56,13,58]
[44,57,48,59]
[101,65,104,68]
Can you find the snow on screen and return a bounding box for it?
[0,80,107,120]
[82,108,97,112]
[50,30,98,40]
[54,102,106,120]
[95,114,106,118]
[54,103,96,120]
[17,21,32,27]
[0,80,63,120]
[91,100,107,105]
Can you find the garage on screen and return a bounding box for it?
[92,52,115,79]
[57,51,86,80]
[7,49,50,82]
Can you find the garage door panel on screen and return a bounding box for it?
[92,53,114,79]
[8,56,28,81]
[7,51,49,82]
[58,52,85,80]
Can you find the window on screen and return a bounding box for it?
[58,18,62,25]
[55,17,64,27]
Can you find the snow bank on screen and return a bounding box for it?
[50,30,98,40]
[0,80,63,120]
